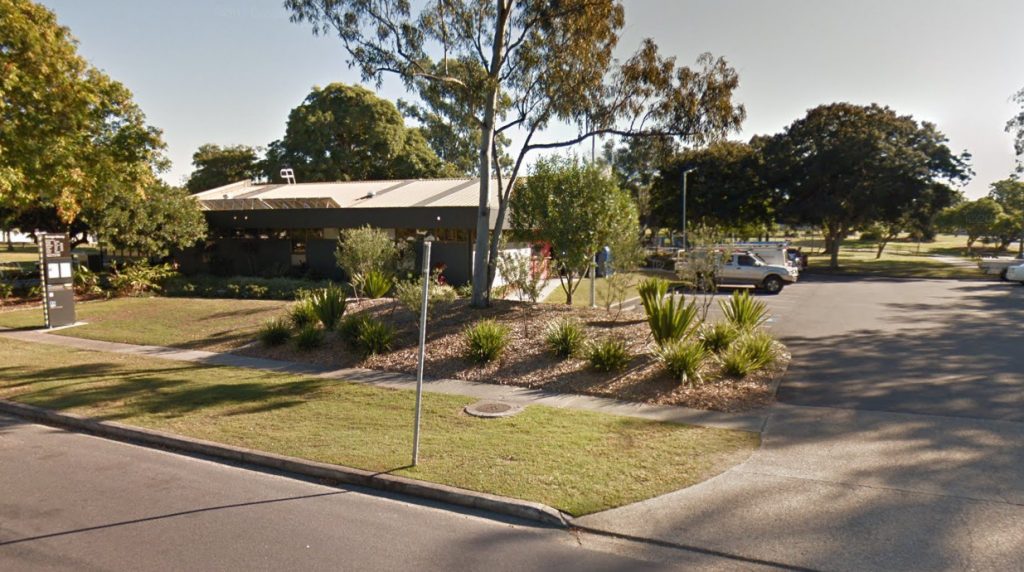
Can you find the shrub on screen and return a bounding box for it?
[0,281,12,306]
[73,265,103,296]
[335,225,402,294]
[699,321,740,354]
[455,283,474,299]
[719,290,769,331]
[357,318,397,356]
[309,283,347,329]
[658,339,710,385]
[355,269,393,299]
[395,277,457,317]
[258,318,292,346]
[638,277,668,316]
[110,261,177,296]
[544,319,586,358]
[338,314,371,345]
[587,338,631,373]
[289,298,318,329]
[293,324,324,350]
[721,330,778,377]
[464,320,510,364]
[162,275,327,300]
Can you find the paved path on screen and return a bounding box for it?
[578,277,1024,570]
[0,328,767,432]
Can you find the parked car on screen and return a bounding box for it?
[1004,262,1024,283]
[679,249,798,294]
[977,256,1024,279]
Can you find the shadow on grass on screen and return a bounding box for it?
[2,362,334,421]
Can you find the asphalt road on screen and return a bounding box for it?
[0,414,764,571]
[764,275,1024,421]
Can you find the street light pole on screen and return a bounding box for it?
[681,168,697,250]
[412,235,433,467]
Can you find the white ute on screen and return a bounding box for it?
[679,249,798,294]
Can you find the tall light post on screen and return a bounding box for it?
[681,168,697,250]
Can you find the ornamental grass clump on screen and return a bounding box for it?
[289,298,318,329]
[699,321,741,354]
[293,324,325,350]
[338,314,371,345]
[544,318,586,359]
[310,283,348,329]
[357,318,396,356]
[658,339,710,385]
[587,338,631,373]
[638,277,698,346]
[720,290,769,331]
[258,318,292,347]
[355,269,393,299]
[464,320,510,364]
[721,330,779,377]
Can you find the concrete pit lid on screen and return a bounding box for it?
[464,400,524,418]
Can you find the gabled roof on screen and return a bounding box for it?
[193,178,501,211]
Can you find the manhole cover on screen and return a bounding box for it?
[464,400,524,418]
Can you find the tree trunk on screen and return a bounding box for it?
[5,231,13,251]
[1019,236,1023,257]
[470,2,511,309]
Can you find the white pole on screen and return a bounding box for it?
[412,237,432,466]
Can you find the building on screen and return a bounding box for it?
[185,178,506,285]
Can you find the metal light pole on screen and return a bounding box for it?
[412,235,433,466]
[681,168,697,250]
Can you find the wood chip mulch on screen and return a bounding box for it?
[237,298,789,412]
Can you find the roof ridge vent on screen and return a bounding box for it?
[280,168,297,185]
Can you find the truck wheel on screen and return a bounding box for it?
[762,275,784,294]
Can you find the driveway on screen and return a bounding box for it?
[772,276,1024,421]
[576,276,1024,571]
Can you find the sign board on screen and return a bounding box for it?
[38,233,76,328]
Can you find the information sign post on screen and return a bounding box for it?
[38,233,76,328]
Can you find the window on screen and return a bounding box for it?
[738,255,756,267]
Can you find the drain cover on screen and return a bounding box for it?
[464,400,524,418]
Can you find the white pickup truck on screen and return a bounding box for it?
[977,257,1024,279]
[680,250,799,294]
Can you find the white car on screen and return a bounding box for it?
[717,251,799,294]
[1005,262,1024,283]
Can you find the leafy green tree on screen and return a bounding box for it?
[510,157,639,305]
[651,140,776,238]
[94,182,207,258]
[936,198,1004,255]
[264,83,452,182]
[988,178,1024,254]
[0,0,167,232]
[604,136,678,231]
[186,144,262,193]
[761,103,970,268]
[285,0,746,306]
[397,57,512,176]
[873,183,959,258]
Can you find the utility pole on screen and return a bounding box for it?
[681,168,697,250]
[412,235,433,466]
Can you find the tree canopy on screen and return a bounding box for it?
[988,178,1024,254]
[1008,88,1024,172]
[263,83,453,183]
[510,156,638,305]
[0,0,168,231]
[94,182,208,257]
[285,0,746,306]
[936,198,1003,255]
[185,144,262,193]
[761,103,970,268]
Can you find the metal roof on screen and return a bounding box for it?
[193,178,501,211]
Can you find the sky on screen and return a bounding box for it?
[40,0,1024,198]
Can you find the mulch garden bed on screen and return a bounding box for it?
[238,298,789,412]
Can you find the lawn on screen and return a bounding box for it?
[0,337,759,516]
[0,243,100,268]
[778,233,990,278]
[543,270,682,306]
[0,297,289,351]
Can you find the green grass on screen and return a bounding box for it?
[0,243,100,265]
[544,271,682,306]
[0,297,289,350]
[0,337,758,516]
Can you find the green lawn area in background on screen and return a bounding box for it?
[0,297,289,351]
[543,270,682,306]
[0,337,758,516]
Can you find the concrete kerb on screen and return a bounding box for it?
[0,399,573,528]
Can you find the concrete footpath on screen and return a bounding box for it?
[0,328,766,433]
